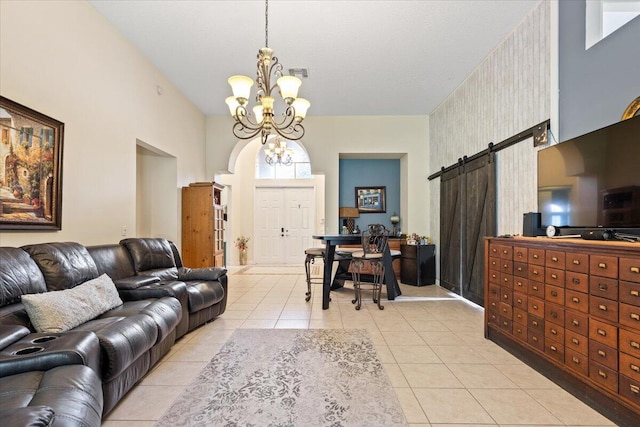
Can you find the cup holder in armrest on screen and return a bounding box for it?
[14,346,44,355]
[32,336,57,344]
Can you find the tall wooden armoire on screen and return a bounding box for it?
[181,182,225,267]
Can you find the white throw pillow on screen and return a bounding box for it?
[22,273,123,333]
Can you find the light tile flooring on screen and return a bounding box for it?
[103,265,618,426]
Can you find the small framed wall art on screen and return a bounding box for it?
[355,186,386,213]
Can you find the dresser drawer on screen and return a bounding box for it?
[620,303,640,331]
[499,245,513,260]
[501,288,513,305]
[620,352,640,382]
[589,318,618,348]
[566,271,589,293]
[513,276,529,293]
[589,295,619,323]
[528,314,544,334]
[513,322,527,342]
[619,281,640,307]
[565,348,589,376]
[499,302,513,319]
[545,284,565,305]
[620,257,640,283]
[546,250,566,269]
[528,330,545,351]
[513,292,528,310]
[545,302,565,326]
[566,289,589,313]
[501,273,514,288]
[565,310,589,336]
[619,374,640,406]
[489,256,500,272]
[545,268,565,288]
[620,327,640,359]
[513,307,528,325]
[589,361,618,393]
[545,338,565,364]
[489,244,504,258]
[500,259,513,275]
[487,307,499,325]
[589,340,618,370]
[528,297,545,317]
[529,248,545,266]
[528,265,545,282]
[546,322,565,344]
[488,269,500,284]
[513,246,528,262]
[565,330,589,356]
[513,262,528,278]
[498,316,512,333]
[566,252,589,274]
[488,282,500,300]
[528,281,544,298]
[589,276,618,301]
[590,255,618,279]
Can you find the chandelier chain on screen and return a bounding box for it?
[265,0,269,48]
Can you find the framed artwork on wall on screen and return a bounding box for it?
[356,186,386,213]
[0,96,64,230]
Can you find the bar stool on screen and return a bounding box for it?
[350,225,389,310]
[304,247,325,302]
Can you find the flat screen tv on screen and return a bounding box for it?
[537,115,640,231]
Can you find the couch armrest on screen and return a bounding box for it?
[178,266,227,281]
[0,325,31,351]
[113,275,160,290]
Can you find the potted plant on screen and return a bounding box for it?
[235,235,250,265]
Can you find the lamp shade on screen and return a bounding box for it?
[339,207,360,218]
[228,75,254,103]
[277,76,302,102]
[292,98,310,120]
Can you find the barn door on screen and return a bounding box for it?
[439,153,496,306]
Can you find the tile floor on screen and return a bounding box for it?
[103,265,618,426]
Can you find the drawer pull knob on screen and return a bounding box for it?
[572,319,580,326]
[533,285,539,291]
[572,278,580,285]
[504,278,508,283]
[517,314,523,319]
[597,329,607,336]
[572,338,579,345]
[598,262,607,269]
[552,256,558,262]
[631,341,640,349]
[550,345,557,351]
[573,260,580,265]
[598,370,607,379]
[533,305,538,310]
[631,384,640,394]
[503,294,508,299]
[533,270,539,275]
[598,350,606,357]
[516,328,522,333]
[551,312,558,318]
[631,364,640,373]
[631,290,639,297]
[572,356,580,364]
[503,264,508,269]
[552,274,558,280]
[551,291,558,297]
[532,336,538,342]
[517,267,523,272]
[572,297,580,303]
[631,267,640,274]
[517,298,522,304]
[551,328,557,335]
[532,320,539,326]
[533,254,539,259]
[631,313,640,321]
[598,284,608,291]
[503,250,508,254]
[492,274,498,279]
[598,304,608,311]
[503,321,508,326]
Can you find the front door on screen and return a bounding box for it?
[254,187,315,264]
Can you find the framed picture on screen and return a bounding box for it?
[355,186,386,213]
[0,96,64,230]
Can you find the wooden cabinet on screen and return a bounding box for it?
[400,244,436,286]
[181,182,224,268]
[485,236,640,424]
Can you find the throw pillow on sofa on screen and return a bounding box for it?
[21,274,123,333]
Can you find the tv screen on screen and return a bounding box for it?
[538,115,640,229]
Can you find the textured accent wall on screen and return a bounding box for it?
[429,1,550,247]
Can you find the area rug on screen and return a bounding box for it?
[155,329,407,426]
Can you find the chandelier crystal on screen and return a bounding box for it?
[264,136,293,166]
[225,0,310,145]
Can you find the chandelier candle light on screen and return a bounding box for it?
[225,0,310,145]
[264,136,293,166]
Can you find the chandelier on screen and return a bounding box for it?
[225,0,310,145]
[264,136,293,166]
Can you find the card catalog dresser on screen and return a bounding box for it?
[484,236,640,424]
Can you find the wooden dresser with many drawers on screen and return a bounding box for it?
[484,236,640,424]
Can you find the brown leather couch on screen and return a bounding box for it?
[0,238,228,425]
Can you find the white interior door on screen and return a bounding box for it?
[254,187,315,264]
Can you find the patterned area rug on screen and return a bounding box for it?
[155,329,407,426]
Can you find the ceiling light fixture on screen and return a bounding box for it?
[264,136,293,166]
[225,0,310,145]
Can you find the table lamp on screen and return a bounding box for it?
[390,212,400,236]
[339,207,360,234]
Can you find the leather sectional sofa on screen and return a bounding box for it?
[0,238,227,426]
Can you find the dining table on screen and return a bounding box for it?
[312,234,402,309]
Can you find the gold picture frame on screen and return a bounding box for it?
[0,96,64,230]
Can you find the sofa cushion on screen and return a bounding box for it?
[87,244,137,280]
[120,238,178,279]
[22,242,99,291]
[185,281,225,312]
[178,266,227,281]
[0,247,48,307]
[21,274,123,333]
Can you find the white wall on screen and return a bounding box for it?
[207,115,430,238]
[0,1,207,247]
